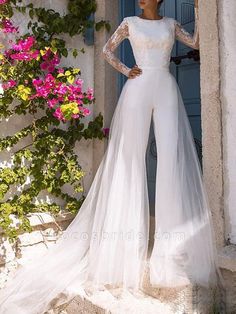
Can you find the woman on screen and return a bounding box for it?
[0,0,224,313]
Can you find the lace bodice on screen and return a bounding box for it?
[102,8,199,77]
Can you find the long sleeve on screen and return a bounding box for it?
[102,18,131,77]
[174,7,199,49]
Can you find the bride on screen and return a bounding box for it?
[0,0,225,313]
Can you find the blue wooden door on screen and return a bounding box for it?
[119,0,201,215]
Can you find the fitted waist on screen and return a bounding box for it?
[136,64,170,72]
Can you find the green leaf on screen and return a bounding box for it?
[65,70,71,76]
[61,48,68,57]
[67,75,74,84]
[29,9,34,19]
[72,49,78,58]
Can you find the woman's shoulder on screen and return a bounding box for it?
[122,16,134,23]
[123,16,134,20]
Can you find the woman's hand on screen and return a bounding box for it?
[195,0,198,8]
[128,65,142,79]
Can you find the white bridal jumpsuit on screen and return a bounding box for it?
[0,8,224,314]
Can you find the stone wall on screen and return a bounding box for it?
[0,212,75,288]
[217,0,236,312]
[198,0,236,311]
[218,0,236,246]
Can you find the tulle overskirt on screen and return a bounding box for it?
[0,66,224,313]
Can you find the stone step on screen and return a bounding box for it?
[47,289,174,314]
[47,283,219,314]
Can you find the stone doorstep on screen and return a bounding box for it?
[48,289,174,314]
[51,242,233,314]
[217,244,236,313]
[48,280,216,314]
[218,244,236,272]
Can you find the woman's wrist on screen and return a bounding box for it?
[124,67,131,77]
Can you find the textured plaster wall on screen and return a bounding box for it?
[201,0,236,312]
[93,0,120,173]
[198,0,225,249]
[218,0,236,245]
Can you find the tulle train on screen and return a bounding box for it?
[0,67,224,313]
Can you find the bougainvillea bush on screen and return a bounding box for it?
[1,36,94,121]
[0,0,110,240]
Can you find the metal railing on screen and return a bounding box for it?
[171,49,200,65]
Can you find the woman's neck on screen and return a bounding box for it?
[140,8,162,20]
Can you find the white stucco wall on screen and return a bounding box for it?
[0,0,95,208]
[218,0,236,244]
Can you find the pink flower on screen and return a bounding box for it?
[52,54,60,65]
[87,87,93,94]
[40,62,48,70]
[2,79,16,89]
[31,50,40,59]
[45,73,55,83]
[87,87,94,101]
[57,68,64,74]
[42,49,51,60]
[87,94,94,101]
[103,128,110,137]
[18,37,35,51]
[69,85,82,94]
[8,79,16,87]
[0,0,8,4]
[12,36,35,52]
[11,53,26,60]
[72,114,80,119]
[47,98,58,108]
[81,107,91,116]
[1,18,18,33]
[32,78,43,86]
[10,50,39,61]
[47,65,55,72]
[58,96,64,102]
[57,85,68,95]
[53,107,65,121]
[75,79,83,87]
[40,51,60,73]
[76,99,83,105]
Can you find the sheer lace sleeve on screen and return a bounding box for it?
[174,7,199,49]
[102,18,131,77]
